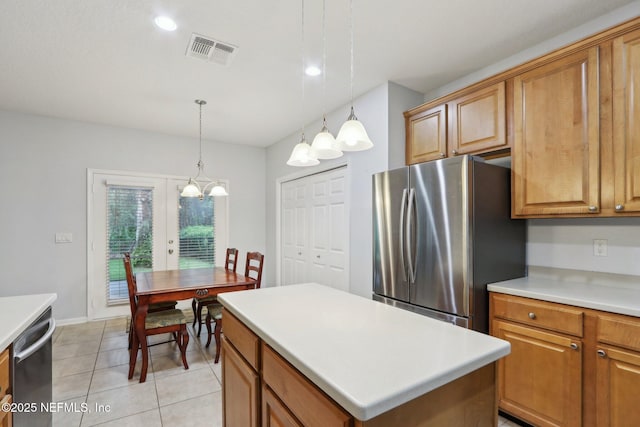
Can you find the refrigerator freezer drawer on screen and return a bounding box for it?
[373,294,469,328]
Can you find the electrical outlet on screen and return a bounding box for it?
[593,239,608,257]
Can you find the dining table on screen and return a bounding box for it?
[133,267,256,382]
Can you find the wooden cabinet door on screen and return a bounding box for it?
[512,47,600,216]
[0,395,11,427]
[492,319,582,427]
[596,345,640,426]
[405,104,447,164]
[613,28,640,214]
[222,336,260,427]
[449,81,507,156]
[262,385,303,427]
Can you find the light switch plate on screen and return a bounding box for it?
[55,232,73,243]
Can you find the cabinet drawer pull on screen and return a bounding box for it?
[588,206,598,212]
[570,343,579,351]
[597,349,607,358]
[615,204,624,212]
[528,312,536,319]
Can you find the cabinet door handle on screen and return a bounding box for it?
[570,343,579,351]
[452,149,458,155]
[440,152,445,158]
[597,349,607,358]
[528,312,536,319]
[588,206,598,212]
[615,204,624,212]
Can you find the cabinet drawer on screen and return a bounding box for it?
[597,312,640,352]
[262,344,352,427]
[222,308,260,370]
[0,347,9,399]
[492,293,584,337]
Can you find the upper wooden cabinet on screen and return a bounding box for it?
[404,81,508,165]
[448,81,507,157]
[613,28,640,214]
[512,47,601,216]
[405,104,447,164]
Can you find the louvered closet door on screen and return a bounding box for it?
[281,167,348,291]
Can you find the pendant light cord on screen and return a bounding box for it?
[349,0,354,106]
[322,0,327,121]
[301,0,306,137]
[198,101,203,164]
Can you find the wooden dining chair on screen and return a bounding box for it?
[205,251,264,362]
[124,253,189,381]
[191,247,238,336]
[123,253,178,349]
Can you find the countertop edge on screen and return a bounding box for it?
[487,281,640,317]
[220,294,510,421]
[0,293,58,351]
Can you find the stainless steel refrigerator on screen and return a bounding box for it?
[372,155,526,333]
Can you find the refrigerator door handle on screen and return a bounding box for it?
[398,188,408,282]
[406,188,417,283]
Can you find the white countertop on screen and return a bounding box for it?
[0,294,57,350]
[218,283,510,421]
[488,271,640,317]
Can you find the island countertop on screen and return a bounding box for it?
[0,293,57,350]
[217,283,509,421]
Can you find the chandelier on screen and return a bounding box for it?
[181,99,228,199]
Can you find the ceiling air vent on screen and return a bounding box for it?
[186,33,238,66]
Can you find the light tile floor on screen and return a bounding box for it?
[52,317,523,426]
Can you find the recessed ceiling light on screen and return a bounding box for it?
[154,16,177,31]
[305,66,321,76]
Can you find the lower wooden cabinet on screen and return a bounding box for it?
[221,309,352,427]
[262,386,303,427]
[491,293,640,427]
[492,319,582,426]
[221,335,260,427]
[596,344,640,426]
[0,347,11,427]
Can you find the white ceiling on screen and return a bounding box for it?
[0,0,635,147]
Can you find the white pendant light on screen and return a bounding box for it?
[336,0,373,152]
[312,117,342,159]
[287,0,319,167]
[287,133,319,167]
[311,0,342,160]
[181,100,229,199]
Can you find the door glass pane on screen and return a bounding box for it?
[106,186,153,304]
[179,196,215,269]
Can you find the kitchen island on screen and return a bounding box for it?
[217,283,509,426]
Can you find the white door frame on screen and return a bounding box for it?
[87,168,230,320]
[275,160,350,287]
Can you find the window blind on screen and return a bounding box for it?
[106,186,153,305]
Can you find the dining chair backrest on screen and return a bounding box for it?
[225,248,239,272]
[244,252,264,289]
[123,252,138,317]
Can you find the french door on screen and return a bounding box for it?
[280,166,349,291]
[88,170,228,320]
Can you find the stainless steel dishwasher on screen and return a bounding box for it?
[12,307,55,427]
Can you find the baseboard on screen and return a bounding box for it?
[55,316,89,326]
